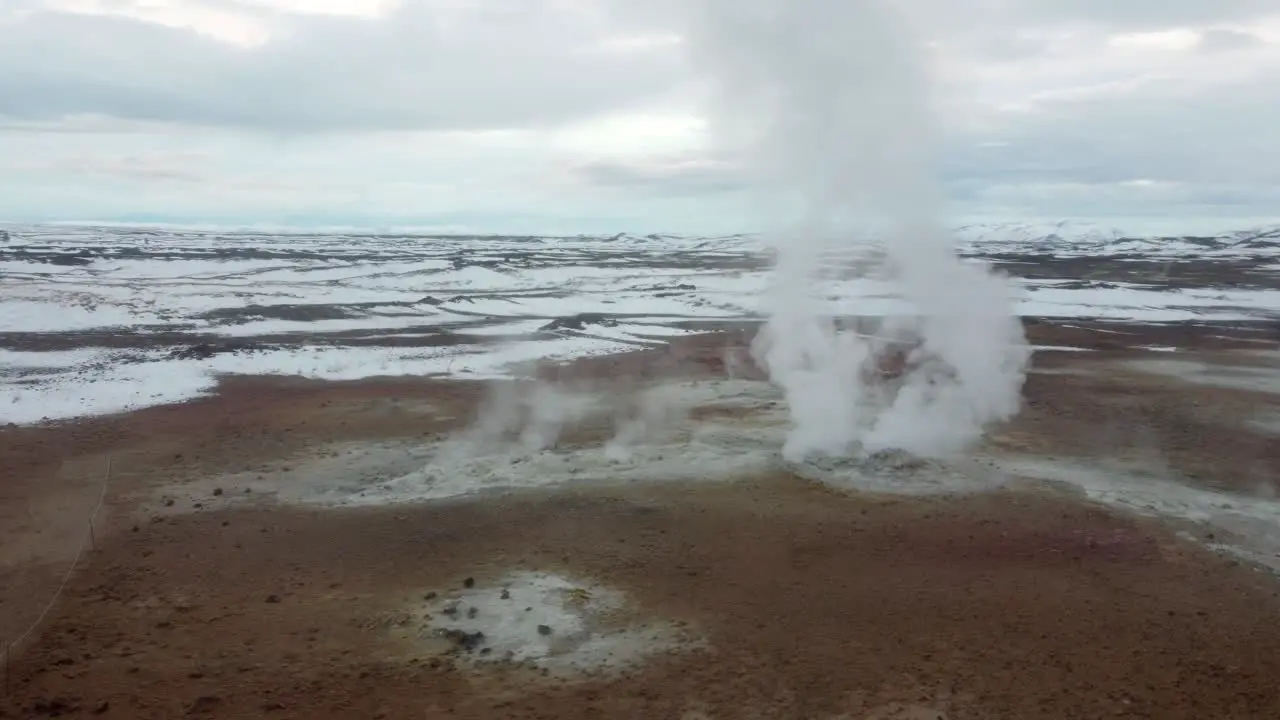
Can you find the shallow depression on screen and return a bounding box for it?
[396,571,698,678]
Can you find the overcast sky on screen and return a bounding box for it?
[2,0,1279,233]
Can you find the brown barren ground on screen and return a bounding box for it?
[2,322,1280,719]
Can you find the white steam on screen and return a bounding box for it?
[605,383,692,459]
[458,380,597,454]
[453,378,691,460]
[685,0,1029,460]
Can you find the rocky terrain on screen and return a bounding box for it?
[0,224,1279,718]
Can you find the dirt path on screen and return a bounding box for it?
[2,325,1279,719]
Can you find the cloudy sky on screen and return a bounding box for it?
[2,0,1279,233]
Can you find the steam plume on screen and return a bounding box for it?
[685,0,1029,459]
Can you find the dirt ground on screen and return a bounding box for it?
[2,321,1280,719]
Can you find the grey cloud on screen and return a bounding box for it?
[992,0,1278,29]
[573,52,1280,214]
[5,0,1274,136]
[571,156,744,196]
[904,1,1277,65]
[1198,29,1266,53]
[5,0,1280,224]
[0,3,681,132]
[968,74,1280,186]
[934,59,1280,220]
[607,0,1277,39]
[47,152,211,183]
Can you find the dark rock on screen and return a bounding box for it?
[212,488,223,496]
[48,253,92,267]
[537,624,552,636]
[30,697,76,716]
[541,313,617,331]
[188,696,222,714]
[440,629,486,652]
[265,594,281,604]
[467,607,478,619]
[462,577,475,589]
[168,342,266,361]
[171,343,218,360]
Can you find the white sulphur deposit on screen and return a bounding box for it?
[414,571,697,676]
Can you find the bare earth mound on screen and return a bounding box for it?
[2,322,1280,719]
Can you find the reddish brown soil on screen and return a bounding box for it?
[2,325,1279,719]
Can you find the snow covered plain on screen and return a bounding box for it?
[2,221,1278,423]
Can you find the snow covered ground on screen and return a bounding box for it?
[1,222,1278,423]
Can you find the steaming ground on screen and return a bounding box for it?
[3,322,1280,717]
[130,346,1280,575]
[3,225,1280,717]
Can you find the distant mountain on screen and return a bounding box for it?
[954,222,1280,259]
[954,221,1127,246]
[2,222,1278,262]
